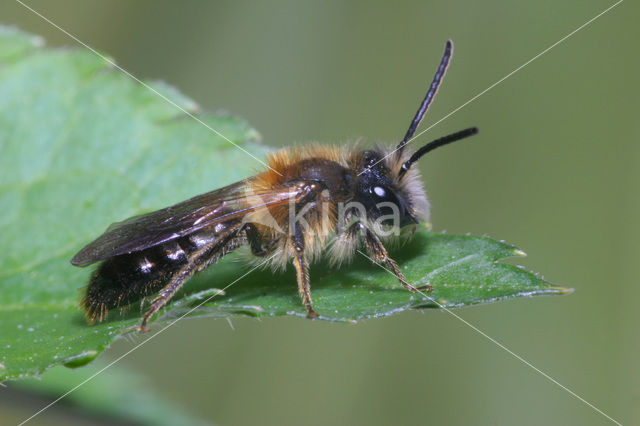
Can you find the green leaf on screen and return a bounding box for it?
[10,362,211,426]
[171,230,571,320]
[0,26,570,382]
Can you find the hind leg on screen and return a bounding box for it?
[139,260,199,332]
[139,230,242,331]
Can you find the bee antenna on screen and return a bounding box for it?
[398,127,478,178]
[396,40,454,157]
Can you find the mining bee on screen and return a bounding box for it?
[71,40,478,331]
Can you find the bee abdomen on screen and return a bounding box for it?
[81,240,190,323]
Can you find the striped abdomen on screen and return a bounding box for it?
[82,226,241,323]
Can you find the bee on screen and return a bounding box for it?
[71,40,478,331]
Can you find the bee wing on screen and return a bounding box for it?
[71,180,306,266]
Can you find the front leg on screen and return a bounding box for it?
[349,221,432,293]
[292,222,317,318]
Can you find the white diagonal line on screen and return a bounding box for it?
[357,250,622,425]
[362,0,624,175]
[13,1,625,424]
[18,258,269,425]
[15,0,282,176]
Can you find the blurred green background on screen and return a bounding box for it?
[0,0,637,425]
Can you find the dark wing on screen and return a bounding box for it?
[71,180,306,266]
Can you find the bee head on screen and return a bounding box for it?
[351,123,478,230]
[351,150,419,227]
[348,40,479,229]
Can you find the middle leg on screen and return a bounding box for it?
[291,222,317,318]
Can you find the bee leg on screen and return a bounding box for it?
[140,230,242,332]
[139,260,198,332]
[292,222,317,318]
[244,223,268,256]
[353,222,432,293]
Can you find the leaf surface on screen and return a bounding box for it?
[8,362,211,426]
[0,27,570,382]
